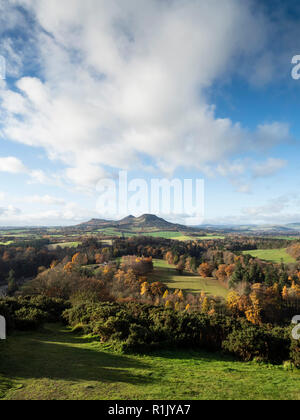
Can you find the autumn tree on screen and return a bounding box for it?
[226,291,241,317]
[198,263,213,278]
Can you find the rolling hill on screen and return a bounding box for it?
[76,214,195,232]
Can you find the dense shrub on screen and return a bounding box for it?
[64,301,296,365]
[222,323,289,363]
[13,307,48,331]
[290,337,300,368]
[0,296,69,332]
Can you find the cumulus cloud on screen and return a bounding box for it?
[212,156,288,194]
[0,0,292,189]
[65,165,108,190]
[0,156,27,173]
[217,161,246,178]
[243,198,288,217]
[203,194,300,225]
[0,155,51,184]
[0,205,21,218]
[253,158,287,178]
[0,201,99,226]
[26,195,66,206]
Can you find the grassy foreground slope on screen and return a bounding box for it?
[242,248,296,264]
[151,259,229,298]
[1,324,300,400]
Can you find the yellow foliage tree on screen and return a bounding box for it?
[72,253,88,266]
[163,290,169,299]
[63,262,74,273]
[201,297,210,314]
[245,292,262,325]
[165,300,173,309]
[177,290,184,300]
[226,291,241,317]
[282,286,289,300]
[140,282,149,296]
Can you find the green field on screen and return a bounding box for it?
[142,231,185,239]
[48,242,81,250]
[1,324,299,400]
[97,228,122,236]
[274,236,300,241]
[151,259,228,298]
[171,235,225,241]
[197,235,225,240]
[97,229,225,242]
[0,231,33,238]
[0,230,28,234]
[242,248,296,263]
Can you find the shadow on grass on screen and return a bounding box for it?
[0,325,155,386]
[149,348,237,364]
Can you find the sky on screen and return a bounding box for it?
[0,0,300,226]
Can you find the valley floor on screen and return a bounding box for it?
[1,324,300,400]
[151,259,229,298]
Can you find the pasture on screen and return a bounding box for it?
[48,242,81,250]
[1,324,299,400]
[274,236,300,241]
[242,248,296,264]
[150,259,229,298]
[97,229,225,242]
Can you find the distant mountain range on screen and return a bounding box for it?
[1,214,300,235]
[75,214,300,235]
[198,223,300,234]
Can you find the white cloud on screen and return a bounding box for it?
[0,156,27,173]
[0,201,99,226]
[26,195,66,206]
[0,0,292,189]
[65,165,108,190]
[243,198,288,217]
[254,123,291,150]
[0,155,52,185]
[253,158,287,178]
[234,182,252,194]
[203,194,300,225]
[28,169,49,184]
[0,205,21,218]
[217,161,246,177]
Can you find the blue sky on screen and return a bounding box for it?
[0,0,300,226]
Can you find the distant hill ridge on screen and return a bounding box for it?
[74,215,300,234]
[76,214,191,231]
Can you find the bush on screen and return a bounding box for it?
[63,302,239,353]
[222,324,289,363]
[61,301,297,366]
[290,338,300,368]
[14,307,47,331]
[0,296,69,333]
